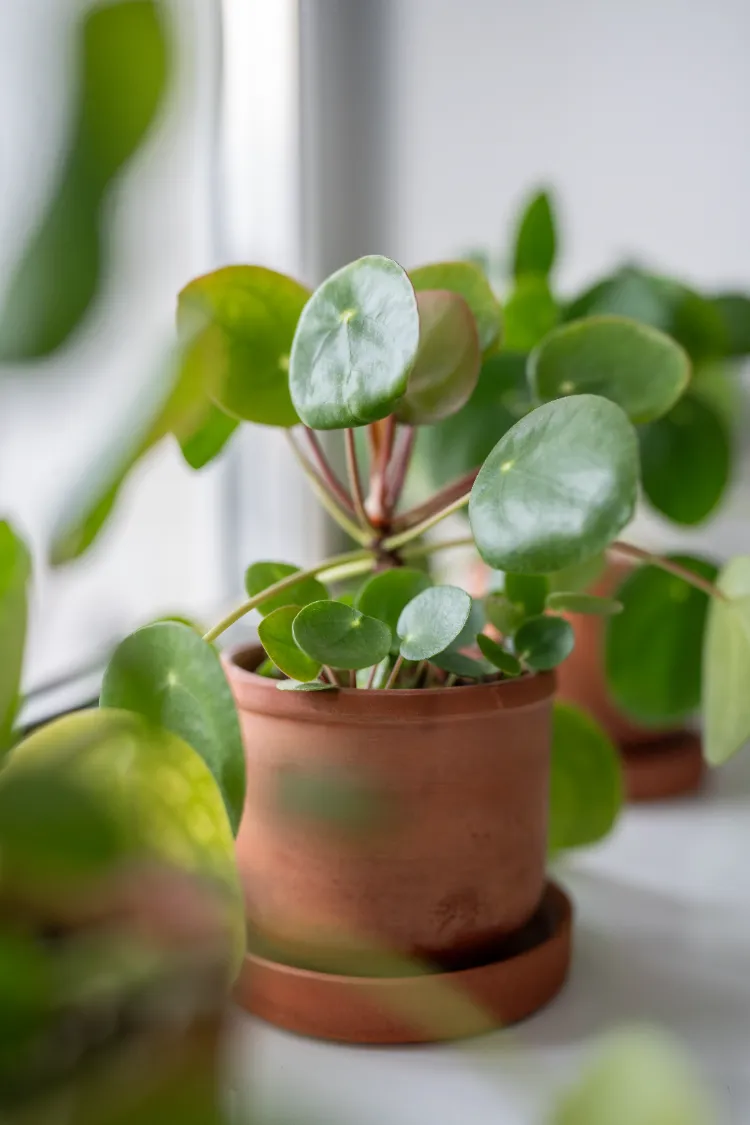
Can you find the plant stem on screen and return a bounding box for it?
[382,493,472,552]
[385,654,404,690]
[303,428,355,514]
[445,673,457,688]
[286,433,370,545]
[391,468,479,532]
[385,426,415,512]
[367,417,397,527]
[402,536,475,561]
[323,665,343,687]
[203,549,375,643]
[608,541,728,601]
[349,669,357,688]
[345,429,371,530]
[366,662,379,689]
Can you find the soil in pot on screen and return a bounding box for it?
[224,645,570,1042]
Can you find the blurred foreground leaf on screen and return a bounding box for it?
[0,522,31,755]
[550,1025,715,1125]
[0,0,170,359]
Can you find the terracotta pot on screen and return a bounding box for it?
[224,646,555,971]
[555,560,675,747]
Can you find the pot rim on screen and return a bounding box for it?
[222,643,555,725]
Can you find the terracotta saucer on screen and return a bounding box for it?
[622,731,705,802]
[233,882,572,1044]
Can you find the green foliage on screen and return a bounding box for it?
[258,606,321,683]
[514,615,574,671]
[546,591,622,616]
[548,703,622,852]
[703,556,750,765]
[100,622,246,835]
[0,522,31,755]
[564,267,726,363]
[484,593,525,637]
[529,316,690,424]
[177,266,310,427]
[605,556,716,725]
[512,189,557,279]
[503,275,560,352]
[639,393,731,525]
[712,292,750,356]
[469,396,639,573]
[410,261,503,354]
[396,586,472,661]
[245,561,329,617]
[476,634,522,676]
[277,680,336,692]
[504,573,549,617]
[395,291,481,424]
[293,601,392,670]
[355,568,432,651]
[179,402,238,469]
[0,1,169,360]
[290,255,420,429]
[432,651,492,679]
[416,352,531,489]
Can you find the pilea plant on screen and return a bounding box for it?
[44,250,748,775]
[428,188,750,731]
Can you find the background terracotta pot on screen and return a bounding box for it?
[554,560,676,747]
[224,647,555,971]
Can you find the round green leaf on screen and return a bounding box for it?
[484,594,525,637]
[514,615,574,671]
[395,290,481,425]
[546,592,622,616]
[548,702,622,853]
[529,316,690,424]
[639,393,731,526]
[396,586,472,662]
[512,189,557,280]
[178,266,309,427]
[476,634,522,677]
[503,275,560,352]
[415,352,531,489]
[432,651,492,679]
[702,557,750,765]
[258,605,321,683]
[100,622,246,835]
[355,568,432,652]
[245,561,329,617]
[504,573,549,618]
[604,556,716,725]
[469,395,639,574]
[289,255,420,429]
[410,261,502,355]
[293,602,392,670]
[0,522,31,756]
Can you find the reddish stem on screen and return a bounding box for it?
[391,467,479,533]
[304,428,355,514]
[366,417,397,528]
[385,426,416,512]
